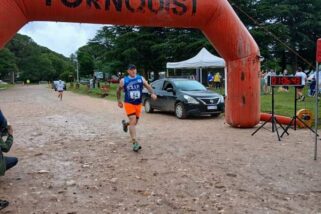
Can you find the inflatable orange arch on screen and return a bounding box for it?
[0,0,260,128]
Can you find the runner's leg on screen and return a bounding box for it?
[124,103,142,151]
[128,115,137,141]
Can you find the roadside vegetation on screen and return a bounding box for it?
[0,84,13,90]
[68,83,118,102]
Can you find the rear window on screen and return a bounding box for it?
[173,80,206,91]
[151,80,164,90]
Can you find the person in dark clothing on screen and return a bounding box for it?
[0,110,18,176]
[310,77,316,96]
[0,110,18,210]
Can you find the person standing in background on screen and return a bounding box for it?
[282,69,289,91]
[213,72,221,89]
[295,67,307,101]
[263,70,271,94]
[260,70,266,95]
[207,73,214,87]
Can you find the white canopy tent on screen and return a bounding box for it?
[166,47,225,69]
[166,47,226,92]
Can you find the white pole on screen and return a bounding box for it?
[315,62,319,160]
[200,68,203,84]
[76,60,79,83]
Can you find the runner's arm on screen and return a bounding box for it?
[142,78,154,95]
[142,78,157,100]
[117,79,124,103]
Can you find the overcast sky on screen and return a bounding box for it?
[18,21,104,57]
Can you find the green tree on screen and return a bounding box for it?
[0,48,18,79]
[3,34,75,82]
[81,26,213,79]
[232,0,321,72]
[77,47,95,77]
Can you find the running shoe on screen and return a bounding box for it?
[0,200,9,210]
[132,140,142,152]
[122,120,128,132]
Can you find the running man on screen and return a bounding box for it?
[56,80,65,101]
[117,64,157,152]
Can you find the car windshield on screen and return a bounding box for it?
[173,80,207,91]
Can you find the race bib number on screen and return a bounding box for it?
[129,91,141,100]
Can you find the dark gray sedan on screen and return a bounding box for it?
[142,78,224,119]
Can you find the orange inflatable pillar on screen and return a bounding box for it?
[0,0,260,128]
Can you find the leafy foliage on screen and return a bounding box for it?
[231,0,321,72]
[77,0,321,77]
[0,48,17,79]
[2,34,75,83]
[78,26,213,78]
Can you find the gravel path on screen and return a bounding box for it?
[0,85,320,214]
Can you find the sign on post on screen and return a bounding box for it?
[267,76,302,86]
[94,71,104,79]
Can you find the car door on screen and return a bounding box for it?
[149,80,164,109]
[162,81,177,112]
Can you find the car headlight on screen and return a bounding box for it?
[183,95,199,104]
[219,95,225,103]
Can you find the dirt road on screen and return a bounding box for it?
[0,85,321,213]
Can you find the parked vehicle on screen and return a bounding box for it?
[79,79,90,85]
[142,78,225,119]
[107,75,119,83]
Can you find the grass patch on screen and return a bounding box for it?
[261,87,319,118]
[210,87,319,118]
[0,84,13,90]
[68,83,118,102]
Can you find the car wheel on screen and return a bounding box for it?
[175,102,187,119]
[211,113,221,117]
[144,99,154,113]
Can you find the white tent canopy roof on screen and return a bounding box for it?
[166,47,225,69]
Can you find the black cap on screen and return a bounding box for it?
[128,64,136,70]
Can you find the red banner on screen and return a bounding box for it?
[317,39,321,63]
